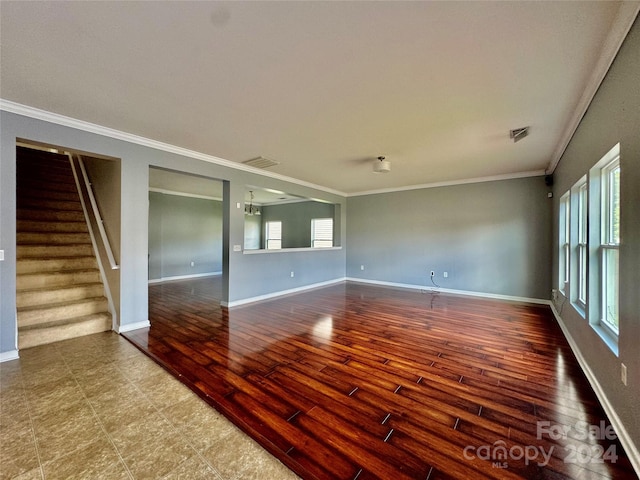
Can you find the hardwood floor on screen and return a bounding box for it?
[123,279,637,480]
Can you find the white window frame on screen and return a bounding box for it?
[265,221,282,250]
[577,182,588,307]
[558,192,570,296]
[600,156,620,336]
[311,218,333,248]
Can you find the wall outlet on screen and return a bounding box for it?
[430,270,435,277]
[190,261,195,267]
[552,289,558,301]
[360,265,365,271]
[621,363,627,386]
[0,250,4,262]
[443,272,448,278]
[290,271,295,278]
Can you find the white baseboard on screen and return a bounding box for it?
[117,320,151,333]
[345,277,550,305]
[222,277,346,308]
[148,271,222,284]
[0,350,20,363]
[549,304,640,477]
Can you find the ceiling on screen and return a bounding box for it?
[1,2,637,195]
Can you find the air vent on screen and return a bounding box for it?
[510,126,530,143]
[242,156,280,169]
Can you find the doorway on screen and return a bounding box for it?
[148,167,225,303]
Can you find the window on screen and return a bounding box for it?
[601,156,620,335]
[311,218,333,248]
[265,221,282,249]
[559,193,570,295]
[577,182,588,306]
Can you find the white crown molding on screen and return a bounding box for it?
[149,187,222,202]
[348,170,546,197]
[547,2,640,174]
[3,99,557,199]
[0,99,347,197]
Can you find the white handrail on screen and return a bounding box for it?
[74,155,119,270]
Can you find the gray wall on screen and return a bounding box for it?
[83,156,121,323]
[0,111,346,353]
[148,191,223,280]
[551,16,640,450]
[347,176,552,299]
[261,201,336,249]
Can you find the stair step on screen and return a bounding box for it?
[17,270,102,290]
[16,170,76,186]
[17,232,92,245]
[17,187,80,203]
[18,312,112,349]
[17,197,83,212]
[17,297,109,327]
[17,220,88,234]
[17,163,74,179]
[17,283,105,308]
[17,244,95,259]
[17,209,86,222]
[17,178,79,194]
[17,146,70,164]
[17,256,97,274]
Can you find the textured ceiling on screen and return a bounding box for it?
[1,1,636,194]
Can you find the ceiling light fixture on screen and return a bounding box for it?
[373,156,391,173]
[509,126,530,143]
[244,191,261,216]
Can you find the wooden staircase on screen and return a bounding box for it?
[16,146,112,349]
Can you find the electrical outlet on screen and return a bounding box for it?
[621,363,627,386]
[190,261,195,267]
[0,250,4,262]
[290,271,295,278]
[552,289,558,301]
[430,270,435,277]
[360,265,365,271]
[443,272,448,278]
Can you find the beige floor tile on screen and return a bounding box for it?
[41,436,127,480]
[33,410,106,464]
[116,355,165,382]
[202,432,299,480]
[172,407,239,453]
[9,467,43,480]
[109,411,175,453]
[161,455,222,480]
[0,423,40,480]
[26,377,86,418]
[135,374,194,410]
[120,433,197,479]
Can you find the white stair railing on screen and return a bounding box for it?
[70,154,119,270]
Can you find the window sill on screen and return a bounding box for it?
[590,323,619,356]
[243,246,342,255]
[570,301,586,319]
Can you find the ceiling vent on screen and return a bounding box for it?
[242,156,280,169]
[509,126,530,143]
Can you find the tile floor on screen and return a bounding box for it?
[0,332,300,480]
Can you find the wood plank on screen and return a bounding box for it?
[120,279,638,480]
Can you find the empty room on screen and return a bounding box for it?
[1,2,639,479]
